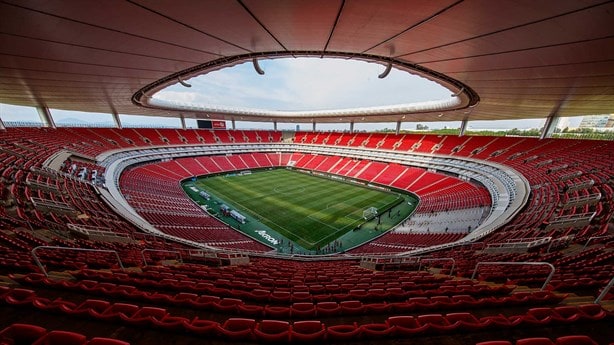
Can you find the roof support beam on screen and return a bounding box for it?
[273,121,277,131]
[36,107,55,129]
[459,119,469,136]
[112,111,122,129]
[395,121,401,135]
[349,121,354,134]
[0,116,5,130]
[312,122,316,132]
[540,113,559,139]
[231,119,236,130]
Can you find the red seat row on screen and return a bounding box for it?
[0,323,128,345]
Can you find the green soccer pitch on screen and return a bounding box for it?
[184,168,417,252]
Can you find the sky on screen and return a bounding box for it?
[0,57,584,130]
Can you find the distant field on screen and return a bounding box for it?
[194,169,403,249]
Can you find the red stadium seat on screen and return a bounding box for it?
[290,320,326,342]
[0,323,47,344]
[32,330,87,345]
[253,320,290,343]
[264,305,291,318]
[555,335,599,345]
[290,302,317,318]
[315,301,340,317]
[216,318,256,341]
[386,316,429,336]
[326,323,361,341]
[63,299,111,317]
[339,300,364,315]
[446,312,487,331]
[359,323,393,339]
[91,303,140,323]
[183,317,219,335]
[417,314,459,333]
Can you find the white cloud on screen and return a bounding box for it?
[156,57,451,112]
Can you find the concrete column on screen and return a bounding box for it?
[36,107,55,128]
[349,121,354,133]
[180,114,186,130]
[112,111,122,129]
[273,121,277,131]
[231,119,236,130]
[312,122,316,131]
[395,121,401,135]
[459,119,469,136]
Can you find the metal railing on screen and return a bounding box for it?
[471,261,555,290]
[141,249,182,267]
[583,235,611,250]
[418,257,455,275]
[32,246,124,277]
[595,277,614,304]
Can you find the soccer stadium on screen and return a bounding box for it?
[0,2,613,344]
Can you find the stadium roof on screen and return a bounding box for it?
[0,0,613,124]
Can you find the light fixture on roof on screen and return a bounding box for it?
[177,76,191,88]
[401,115,406,119]
[438,113,444,117]
[252,58,265,75]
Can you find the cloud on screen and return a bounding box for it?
[155,58,451,112]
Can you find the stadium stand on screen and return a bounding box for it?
[0,127,613,345]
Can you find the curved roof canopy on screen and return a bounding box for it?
[0,0,613,123]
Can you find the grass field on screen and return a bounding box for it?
[193,169,404,249]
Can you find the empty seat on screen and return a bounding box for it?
[290,302,316,318]
[32,330,87,345]
[339,300,364,315]
[253,320,290,343]
[326,323,361,341]
[4,288,36,305]
[315,301,340,317]
[63,299,111,317]
[183,317,219,335]
[386,315,429,336]
[0,323,47,344]
[91,303,140,323]
[446,312,487,331]
[555,335,599,345]
[417,314,459,332]
[290,320,325,342]
[264,305,291,318]
[216,318,255,341]
[359,323,393,339]
[120,306,168,327]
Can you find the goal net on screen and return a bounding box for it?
[362,207,378,220]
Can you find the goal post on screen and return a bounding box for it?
[362,206,378,220]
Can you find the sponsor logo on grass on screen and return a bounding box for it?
[255,230,279,245]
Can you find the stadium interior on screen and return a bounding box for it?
[0,1,613,344]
